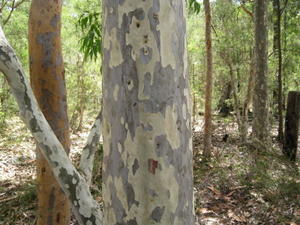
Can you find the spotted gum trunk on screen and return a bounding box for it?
[102,0,194,224]
[28,0,71,224]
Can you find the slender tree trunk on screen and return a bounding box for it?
[252,0,269,145]
[79,111,102,186]
[227,62,242,129]
[282,5,288,110]
[28,1,71,224]
[203,0,213,159]
[0,77,9,125]
[273,0,284,143]
[240,51,255,142]
[191,63,197,123]
[70,59,85,131]
[102,0,194,224]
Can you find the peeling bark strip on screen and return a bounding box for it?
[0,27,102,225]
[102,1,194,225]
[28,0,71,224]
[148,159,158,174]
[80,111,102,185]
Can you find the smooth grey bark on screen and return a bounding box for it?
[102,0,194,225]
[0,26,102,225]
[252,0,269,144]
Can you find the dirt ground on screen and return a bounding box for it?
[0,116,299,225]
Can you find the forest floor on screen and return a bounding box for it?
[0,115,299,225]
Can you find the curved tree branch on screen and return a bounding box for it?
[3,0,16,26]
[79,110,102,186]
[0,26,102,225]
[0,0,8,12]
[240,3,254,20]
[2,0,29,26]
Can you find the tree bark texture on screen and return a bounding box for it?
[28,1,71,224]
[0,26,102,225]
[283,91,300,161]
[273,0,284,143]
[253,0,269,144]
[203,0,213,158]
[102,1,194,225]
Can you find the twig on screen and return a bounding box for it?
[0,195,18,203]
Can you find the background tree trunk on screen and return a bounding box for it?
[102,0,194,224]
[240,51,255,142]
[217,81,233,117]
[252,0,269,145]
[283,91,300,161]
[28,1,71,224]
[203,0,213,159]
[273,0,284,143]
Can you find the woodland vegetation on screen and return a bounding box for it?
[0,0,299,224]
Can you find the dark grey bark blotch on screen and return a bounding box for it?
[132,158,139,175]
[151,206,165,222]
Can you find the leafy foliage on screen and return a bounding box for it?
[188,0,201,14]
[77,11,102,61]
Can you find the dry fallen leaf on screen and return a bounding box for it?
[196,207,213,215]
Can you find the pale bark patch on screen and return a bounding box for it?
[157,0,176,69]
[103,28,124,68]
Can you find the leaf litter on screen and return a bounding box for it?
[0,115,299,224]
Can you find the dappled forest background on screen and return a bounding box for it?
[0,0,299,127]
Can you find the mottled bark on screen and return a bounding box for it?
[28,1,71,224]
[203,0,213,159]
[273,0,284,143]
[79,111,102,186]
[0,26,102,225]
[283,91,300,161]
[102,0,194,225]
[252,0,269,144]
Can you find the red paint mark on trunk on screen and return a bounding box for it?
[148,159,158,174]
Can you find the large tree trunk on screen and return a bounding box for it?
[252,0,269,145]
[102,0,194,224]
[273,0,284,143]
[28,1,71,224]
[0,26,102,225]
[203,0,213,159]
